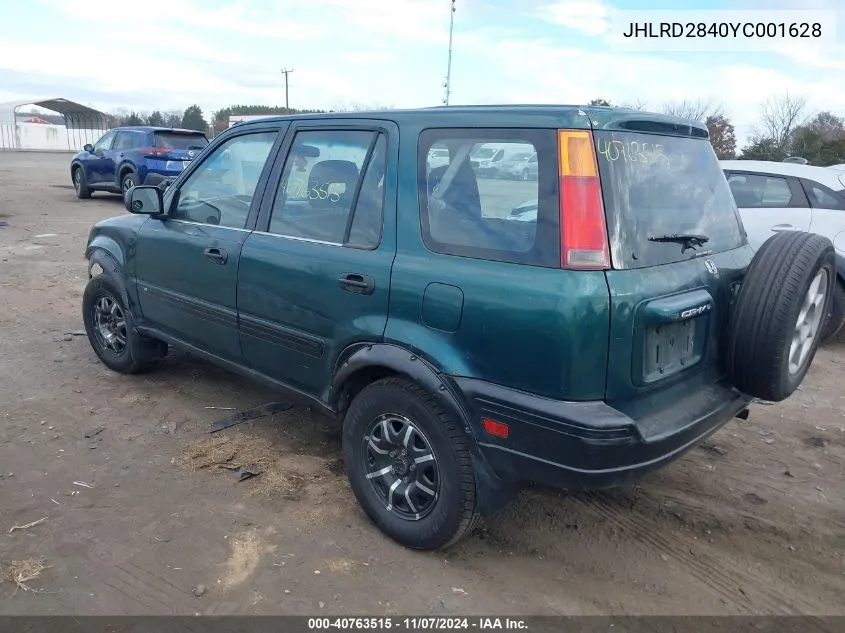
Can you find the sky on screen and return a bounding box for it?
[1,0,844,147]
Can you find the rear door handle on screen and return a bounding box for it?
[339,273,375,295]
[204,247,227,264]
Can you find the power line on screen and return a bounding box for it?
[281,68,294,110]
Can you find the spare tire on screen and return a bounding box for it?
[728,231,835,402]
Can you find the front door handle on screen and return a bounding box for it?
[204,247,227,264]
[339,273,375,295]
[772,224,800,232]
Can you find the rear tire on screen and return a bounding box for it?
[820,278,845,341]
[728,231,835,402]
[343,377,479,550]
[121,170,138,194]
[73,166,91,199]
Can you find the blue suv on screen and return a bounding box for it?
[70,126,209,199]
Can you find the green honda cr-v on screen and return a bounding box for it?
[82,105,836,550]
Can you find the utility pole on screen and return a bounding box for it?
[281,68,294,110]
[443,0,456,105]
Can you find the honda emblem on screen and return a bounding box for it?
[704,259,719,276]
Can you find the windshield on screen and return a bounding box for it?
[154,131,209,150]
[595,131,745,269]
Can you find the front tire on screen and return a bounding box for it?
[73,166,91,199]
[343,377,479,550]
[82,275,165,374]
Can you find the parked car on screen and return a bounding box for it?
[71,126,209,199]
[83,107,834,550]
[427,147,450,170]
[500,151,538,180]
[721,159,845,339]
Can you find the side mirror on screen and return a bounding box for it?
[125,185,164,216]
[84,143,94,153]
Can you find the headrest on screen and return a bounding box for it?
[308,160,359,206]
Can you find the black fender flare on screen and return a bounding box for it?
[86,247,134,319]
[329,342,517,515]
[69,160,84,181]
[836,252,845,285]
[117,162,138,187]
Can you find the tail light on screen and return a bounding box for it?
[557,130,610,270]
[138,147,172,157]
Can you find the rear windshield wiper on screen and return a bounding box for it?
[648,233,710,252]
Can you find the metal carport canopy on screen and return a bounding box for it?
[0,97,108,150]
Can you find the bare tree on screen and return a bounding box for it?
[759,91,809,150]
[619,98,648,111]
[662,98,723,122]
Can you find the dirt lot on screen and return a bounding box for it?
[0,151,844,616]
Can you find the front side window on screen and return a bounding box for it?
[418,129,559,267]
[268,129,386,247]
[93,131,116,152]
[172,131,278,228]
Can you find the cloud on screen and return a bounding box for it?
[536,0,610,36]
[3,0,843,146]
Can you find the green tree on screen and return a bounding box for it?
[163,111,182,127]
[589,98,612,106]
[181,105,208,132]
[147,110,165,127]
[739,136,787,161]
[789,111,845,165]
[123,111,144,126]
[211,104,324,135]
[705,114,736,159]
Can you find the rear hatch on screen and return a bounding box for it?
[143,130,209,166]
[589,123,751,428]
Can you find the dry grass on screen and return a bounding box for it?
[181,433,310,499]
[5,558,49,594]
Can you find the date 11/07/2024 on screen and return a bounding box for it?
[307,617,528,630]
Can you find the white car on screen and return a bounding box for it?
[721,160,845,339]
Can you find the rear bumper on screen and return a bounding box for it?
[454,377,751,490]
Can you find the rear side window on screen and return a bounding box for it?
[113,131,139,151]
[154,131,209,150]
[726,173,795,208]
[804,181,845,210]
[418,129,559,267]
[595,131,745,269]
[268,129,386,248]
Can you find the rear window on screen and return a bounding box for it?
[154,131,209,150]
[595,131,745,269]
[418,128,559,267]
